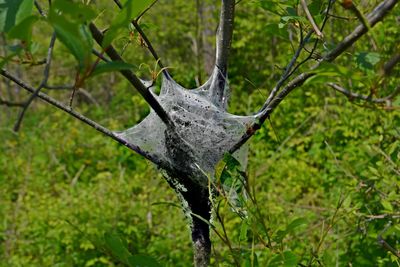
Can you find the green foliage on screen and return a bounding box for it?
[48,0,95,71]
[0,0,34,32]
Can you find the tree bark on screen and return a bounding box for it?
[210,0,235,108]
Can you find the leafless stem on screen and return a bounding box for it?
[92,48,110,62]
[44,84,74,90]
[300,0,323,37]
[327,83,400,106]
[0,97,24,107]
[13,32,57,132]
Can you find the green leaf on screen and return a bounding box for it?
[91,61,136,76]
[0,0,34,32]
[239,221,249,242]
[268,251,298,267]
[102,0,153,48]
[355,52,381,72]
[286,218,307,232]
[381,200,393,212]
[7,15,38,43]
[127,254,162,267]
[274,218,307,243]
[48,4,93,71]
[104,231,132,264]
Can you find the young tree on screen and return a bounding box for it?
[1,0,399,266]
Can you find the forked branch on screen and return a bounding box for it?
[13,32,57,132]
[327,83,400,106]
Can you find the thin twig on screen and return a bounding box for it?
[13,32,57,132]
[92,48,110,62]
[0,98,25,107]
[327,83,400,105]
[300,0,323,37]
[44,84,74,90]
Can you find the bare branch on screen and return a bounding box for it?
[261,0,334,112]
[0,68,165,167]
[327,83,400,106]
[44,84,74,90]
[0,97,24,107]
[92,48,110,62]
[88,23,174,128]
[209,0,236,106]
[13,32,57,132]
[300,0,323,37]
[215,0,235,75]
[383,53,400,76]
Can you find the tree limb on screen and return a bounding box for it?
[383,53,400,76]
[215,0,235,75]
[88,23,174,128]
[0,68,165,167]
[210,0,236,106]
[31,1,173,128]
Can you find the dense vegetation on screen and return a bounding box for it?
[1,0,399,266]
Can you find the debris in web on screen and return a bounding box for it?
[114,66,256,187]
